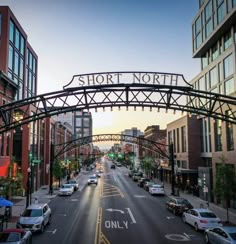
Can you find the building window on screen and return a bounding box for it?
[182,160,187,169]
[214,119,222,151]
[9,20,14,43]
[201,56,208,69]
[212,43,219,60]
[218,62,223,82]
[226,110,234,151]
[199,76,205,90]
[173,130,176,153]
[181,126,186,152]
[199,0,205,8]
[223,54,233,79]
[0,14,1,36]
[233,0,236,7]
[224,78,234,95]
[177,128,180,153]
[195,16,202,48]
[205,1,213,38]
[8,45,14,71]
[224,31,232,50]
[209,67,218,88]
[217,0,225,24]
[168,131,173,144]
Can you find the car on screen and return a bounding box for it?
[149,184,165,195]
[110,165,116,169]
[132,172,143,182]
[0,228,32,244]
[67,179,79,191]
[95,170,101,178]
[16,203,51,233]
[143,181,155,191]
[137,178,150,187]
[128,170,135,177]
[182,208,222,231]
[87,175,98,185]
[116,163,122,167]
[58,183,74,196]
[205,226,236,244]
[166,196,193,215]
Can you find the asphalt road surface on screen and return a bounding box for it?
[33,158,205,244]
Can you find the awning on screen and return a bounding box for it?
[0,158,10,177]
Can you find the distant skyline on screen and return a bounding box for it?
[1,0,200,148]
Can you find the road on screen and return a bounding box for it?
[33,158,205,244]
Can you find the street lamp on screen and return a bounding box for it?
[26,167,31,208]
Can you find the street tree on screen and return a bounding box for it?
[53,160,64,188]
[214,156,236,223]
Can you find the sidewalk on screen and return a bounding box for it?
[3,171,83,230]
[153,178,236,226]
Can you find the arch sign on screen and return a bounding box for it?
[63,71,192,89]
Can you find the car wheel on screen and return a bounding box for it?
[182,215,186,223]
[194,223,199,232]
[40,223,44,233]
[205,233,210,244]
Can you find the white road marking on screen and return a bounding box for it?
[134,195,146,198]
[165,234,190,241]
[104,220,128,229]
[167,216,175,219]
[46,229,57,234]
[126,208,136,224]
[106,208,125,214]
[71,199,78,201]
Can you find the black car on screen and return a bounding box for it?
[166,196,193,215]
[110,164,116,169]
[137,178,150,187]
[143,181,155,191]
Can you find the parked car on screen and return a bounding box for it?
[137,178,150,187]
[128,169,136,177]
[16,203,51,233]
[116,163,122,167]
[87,175,98,185]
[143,181,155,191]
[166,196,193,215]
[0,228,32,244]
[67,179,79,191]
[110,164,116,169]
[149,184,165,195]
[132,172,143,182]
[182,208,222,231]
[58,183,74,196]
[205,226,236,244]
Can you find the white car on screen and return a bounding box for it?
[149,184,165,195]
[58,184,74,196]
[68,179,79,191]
[182,208,222,231]
[87,175,98,185]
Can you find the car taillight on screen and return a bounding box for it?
[200,220,208,223]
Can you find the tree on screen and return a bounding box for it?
[53,160,64,188]
[214,157,236,223]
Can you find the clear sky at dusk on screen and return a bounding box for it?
[1,0,200,148]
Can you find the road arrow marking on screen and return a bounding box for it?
[46,229,57,234]
[106,208,125,214]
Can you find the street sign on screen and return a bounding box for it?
[32,159,41,164]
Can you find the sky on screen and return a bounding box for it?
[1,0,200,148]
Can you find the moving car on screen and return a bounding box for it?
[205,226,236,244]
[110,164,116,169]
[149,184,165,195]
[87,175,98,185]
[58,184,74,196]
[0,228,32,244]
[116,163,122,167]
[137,178,150,187]
[166,196,193,215]
[182,208,222,231]
[16,203,51,233]
[95,170,101,178]
[67,179,79,191]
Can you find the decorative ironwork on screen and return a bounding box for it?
[54,134,169,159]
[0,83,236,133]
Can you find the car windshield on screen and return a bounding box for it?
[177,199,191,205]
[152,185,163,188]
[22,209,42,217]
[199,212,217,218]
[90,176,96,179]
[69,180,76,184]
[0,232,20,242]
[63,184,72,188]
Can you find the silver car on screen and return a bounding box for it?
[0,229,32,244]
[205,226,236,244]
[16,203,51,233]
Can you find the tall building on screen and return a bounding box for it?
[191,0,236,206]
[0,6,39,191]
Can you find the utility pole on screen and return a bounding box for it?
[49,143,54,195]
[169,143,175,195]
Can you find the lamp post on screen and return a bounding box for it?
[26,167,31,208]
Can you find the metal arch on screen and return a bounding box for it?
[54,133,169,159]
[0,83,236,133]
